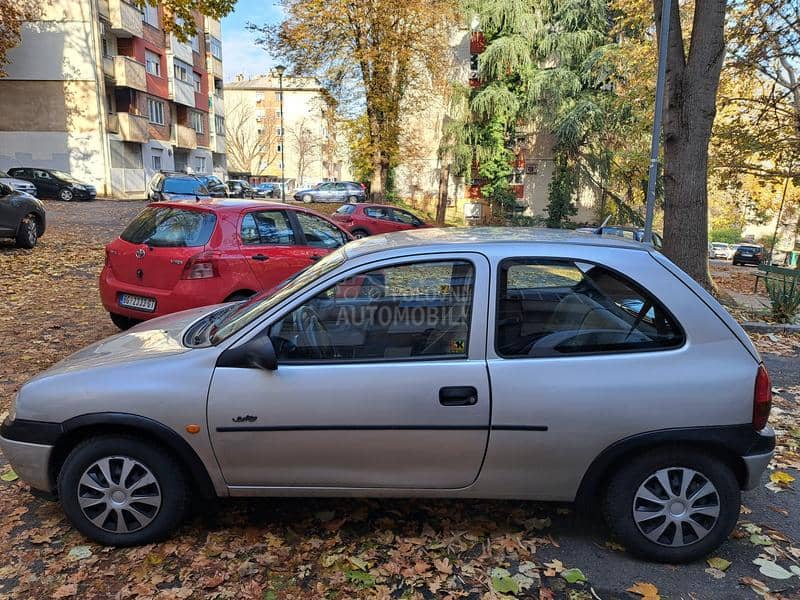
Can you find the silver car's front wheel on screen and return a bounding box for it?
[58,435,187,546]
[632,467,720,547]
[603,448,739,563]
[78,456,162,533]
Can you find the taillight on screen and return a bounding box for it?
[182,251,219,279]
[753,364,772,430]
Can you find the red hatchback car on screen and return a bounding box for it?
[331,203,430,238]
[100,200,352,328]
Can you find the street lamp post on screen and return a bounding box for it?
[275,64,286,201]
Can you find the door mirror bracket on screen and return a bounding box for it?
[216,334,278,370]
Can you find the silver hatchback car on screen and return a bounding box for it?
[0,229,774,562]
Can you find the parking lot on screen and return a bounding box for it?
[0,200,798,599]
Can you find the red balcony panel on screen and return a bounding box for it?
[467,184,482,199]
[512,184,524,199]
[470,31,486,54]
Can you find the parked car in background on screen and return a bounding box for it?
[733,244,764,266]
[709,242,733,260]
[577,225,663,251]
[294,181,366,204]
[4,228,773,562]
[227,179,255,198]
[0,170,38,197]
[7,168,95,202]
[99,199,352,329]
[196,175,228,198]
[254,182,276,198]
[0,182,46,248]
[148,172,211,202]
[332,203,431,238]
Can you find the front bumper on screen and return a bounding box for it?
[0,435,53,492]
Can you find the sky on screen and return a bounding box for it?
[221,0,284,82]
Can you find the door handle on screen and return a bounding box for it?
[309,254,323,261]
[251,254,269,261]
[439,386,478,406]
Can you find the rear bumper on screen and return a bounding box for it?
[734,256,761,265]
[99,266,227,320]
[741,426,776,490]
[0,434,53,493]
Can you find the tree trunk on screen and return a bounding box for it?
[435,162,450,225]
[655,0,726,290]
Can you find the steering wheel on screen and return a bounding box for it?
[291,305,337,359]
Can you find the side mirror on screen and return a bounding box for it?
[216,334,278,370]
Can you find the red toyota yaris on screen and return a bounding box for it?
[100,200,352,329]
[331,203,430,238]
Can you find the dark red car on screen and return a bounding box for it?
[100,200,352,328]
[331,203,430,238]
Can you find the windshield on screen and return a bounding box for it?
[209,249,347,344]
[121,206,217,247]
[163,178,207,195]
[49,170,79,182]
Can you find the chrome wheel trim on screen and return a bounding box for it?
[632,467,720,547]
[60,189,73,201]
[77,456,162,534]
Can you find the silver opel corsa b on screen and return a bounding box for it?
[0,228,774,562]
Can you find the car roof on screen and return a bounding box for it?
[154,199,310,213]
[343,227,649,259]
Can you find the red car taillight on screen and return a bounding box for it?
[753,364,772,430]
[182,251,219,279]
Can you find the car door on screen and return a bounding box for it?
[207,253,491,488]
[390,208,424,231]
[290,210,349,265]
[363,207,397,234]
[238,209,309,290]
[33,170,57,197]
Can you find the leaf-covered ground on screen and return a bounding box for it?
[0,201,799,599]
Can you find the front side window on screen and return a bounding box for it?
[295,212,347,249]
[496,259,684,358]
[392,209,422,226]
[241,211,295,245]
[269,260,475,362]
[365,207,390,220]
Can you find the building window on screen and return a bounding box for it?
[276,127,283,136]
[145,50,161,76]
[276,110,282,117]
[196,156,207,172]
[192,72,202,93]
[190,35,200,53]
[255,109,264,122]
[174,60,190,83]
[255,92,264,104]
[277,144,282,152]
[190,110,204,133]
[101,36,110,58]
[152,153,162,171]
[215,115,225,135]
[147,98,165,125]
[143,3,159,28]
[275,91,282,100]
[209,37,222,60]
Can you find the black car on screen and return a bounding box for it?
[227,179,254,198]
[196,175,229,198]
[733,244,764,266]
[253,182,276,198]
[148,172,211,202]
[0,182,46,248]
[7,168,96,202]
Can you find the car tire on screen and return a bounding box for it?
[351,229,370,239]
[58,435,187,546]
[109,313,139,330]
[302,194,313,203]
[58,187,74,202]
[225,291,254,302]
[348,195,358,203]
[602,447,740,563]
[15,214,39,249]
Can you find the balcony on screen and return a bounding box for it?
[107,112,149,143]
[209,56,223,80]
[108,0,143,38]
[112,55,147,92]
[174,124,197,149]
[102,56,114,78]
[170,36,194,64]
[170,77,195,107]
[213,133,225,154]
[205,18,222,39]
[211,93,224,115]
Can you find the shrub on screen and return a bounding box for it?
[765,272,800,323]
[710,227,742,245]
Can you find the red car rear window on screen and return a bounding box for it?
[121,206,217,247]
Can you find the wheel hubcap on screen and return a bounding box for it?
[77,456,162,533]
[632,467,720,547]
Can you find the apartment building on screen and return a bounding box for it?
[224,73,350,188]
[0,0,226,198]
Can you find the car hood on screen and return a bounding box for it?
[0,176,34,188]
[27,305,218,380]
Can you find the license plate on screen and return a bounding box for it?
[118,293,156,312]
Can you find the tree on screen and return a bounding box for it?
[225,97,280,175]
[654,0,727,288]
[286,117,321,186]
[254,0,457,201]
[0,0,45,75]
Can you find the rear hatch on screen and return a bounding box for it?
[107,205,217,291]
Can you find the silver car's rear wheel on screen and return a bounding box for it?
[632,467,720,547]
[78,456,162,533]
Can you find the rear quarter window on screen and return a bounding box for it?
[121,207,217,247]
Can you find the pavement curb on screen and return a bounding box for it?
[742,322,800,334]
